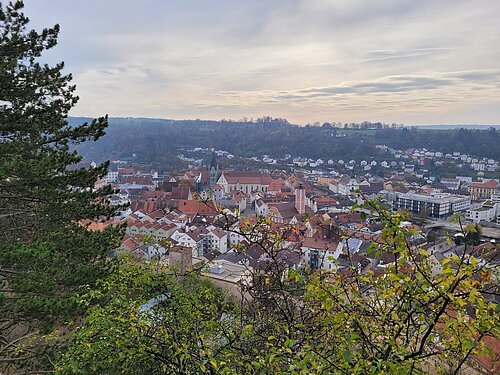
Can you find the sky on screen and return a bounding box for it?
[24,0,500,125]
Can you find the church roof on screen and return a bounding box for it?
[222,171,273,185]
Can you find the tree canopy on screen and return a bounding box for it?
[0,1,121,372]
[58,202,499,374]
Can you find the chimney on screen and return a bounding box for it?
[295,182,305,214]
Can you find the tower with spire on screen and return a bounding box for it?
[295,182,305,214]
[209,152,218,188]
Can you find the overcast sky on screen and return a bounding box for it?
[24,0,500,125]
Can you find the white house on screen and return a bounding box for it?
[301,237,343,271]
[170,230,201,257]
[338,176,359,196]
[255,199,269,217]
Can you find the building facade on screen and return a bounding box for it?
[468,179,499,200]
[393,192,470,218]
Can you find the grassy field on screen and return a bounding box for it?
[336,129,377,136]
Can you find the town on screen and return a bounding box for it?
[79,144,499,307]
[2,1,499,373]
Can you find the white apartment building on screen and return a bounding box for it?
[393,192,470,218]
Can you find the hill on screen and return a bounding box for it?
[72,117,500,168]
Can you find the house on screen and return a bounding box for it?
[255,199,269,217]
[328,179,339,193]
[468,179,499,200]
[105,162,119,183]
[440,178,461,191]
[300,237,342,270]
[119,175,156,191]
[338,176,359,196]
[267,203,298,224]
[118,167,137,177]
[170,228,203,257]
[203,227,228,254]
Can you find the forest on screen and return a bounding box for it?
[74,117,500,167]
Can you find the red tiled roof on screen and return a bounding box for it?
[171,187,191,200]
[177,199,218,216]
[315,196,338,204]
[222,171,272,185]
[142,191,169,199]
[469,180,498,189]
[122,237,141,251]
[83,221,112,232]
[130,200,156,213]
[148,209,165,219]
[333,212,363,224]
[122,176,154,186]
[118,167,136,175]
[269,179,286,191]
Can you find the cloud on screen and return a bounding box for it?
[219,71,499,102]
[361,48,453,62]
[22,0,500,125]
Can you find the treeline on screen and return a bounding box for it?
[374,127,499,159]
[74,117,500,167]
[73,117,380,165]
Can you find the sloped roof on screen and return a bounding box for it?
[209,227,226,238]
[130,200,156,213]
[121,176,154,186]
[178,199,218,216]
[268,179,286,191]
[222,171,272,185]
[301,237,338,251]
[122,236,141,251]
[469,179,498,189]
[171,186,191,200]
[118,167,136,175]
[270,202,298,219]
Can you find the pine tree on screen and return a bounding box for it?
[0,1,121,371]
[0,1,113,238]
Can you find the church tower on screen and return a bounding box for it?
[209,152,218,188]
[295,182,305,214]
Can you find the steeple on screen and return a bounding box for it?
[210,152,217,171]
[209,153,218,188]
[295,182,305,214]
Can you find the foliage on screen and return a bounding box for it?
[374,127,499,159]
[57,260,236,375]
[0,1,121,371]
[0,1,114,240]
[73,118,500,171]
[73,117,381,168]
[59,203,498,374]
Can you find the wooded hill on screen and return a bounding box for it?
[73,117,500,165]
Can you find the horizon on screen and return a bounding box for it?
[26,0,500,125]
[69,115,500,128]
